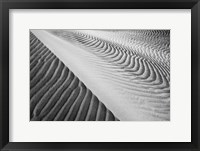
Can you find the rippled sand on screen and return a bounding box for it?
[30,32,118,121]
[30,30,170,121]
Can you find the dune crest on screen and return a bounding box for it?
[30,32,118,121]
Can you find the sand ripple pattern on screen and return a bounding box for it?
[30,32,118,121]
[49,30,170,121]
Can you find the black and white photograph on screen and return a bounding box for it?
[30,29,170,121]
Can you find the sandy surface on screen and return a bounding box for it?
[30,32,118,121]
[31,30,170,121]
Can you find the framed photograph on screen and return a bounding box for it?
[0,0,199,150]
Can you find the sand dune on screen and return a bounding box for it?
[31,29,170,121]
[30,32,118,121]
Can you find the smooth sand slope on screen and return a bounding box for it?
[31,30,170,121]
[30,32,118,121]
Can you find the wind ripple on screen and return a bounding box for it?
[48,29,170,121]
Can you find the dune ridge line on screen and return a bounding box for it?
[30,32,118,121]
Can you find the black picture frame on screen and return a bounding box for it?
[0,0,199,151]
